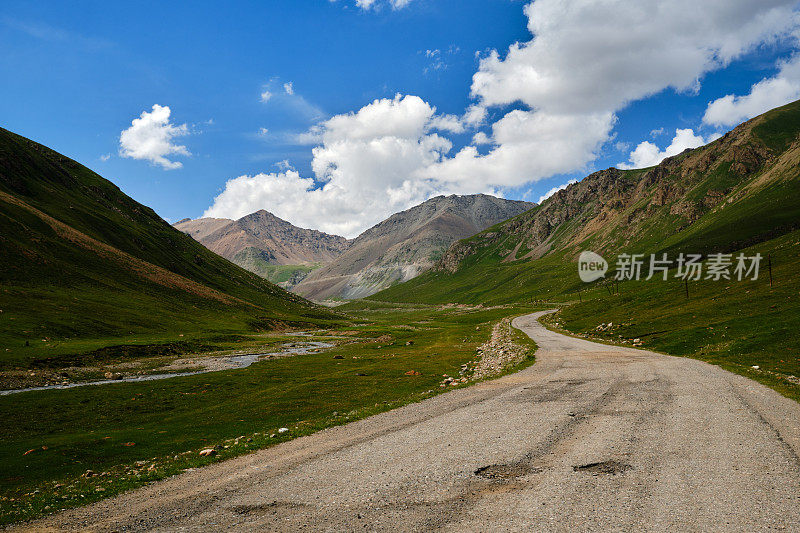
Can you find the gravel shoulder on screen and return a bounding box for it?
[11,310,800,532]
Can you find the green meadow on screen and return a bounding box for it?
[0,304,538,525]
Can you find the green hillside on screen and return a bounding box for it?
[367,100,800,399]
[0,127,339,369]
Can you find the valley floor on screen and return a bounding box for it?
[11,311,800,531]
[0,303,536,525]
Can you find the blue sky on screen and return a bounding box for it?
[2,0,799,237]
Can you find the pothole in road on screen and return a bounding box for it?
[230,501,310,516]
[573,460,631,475]
[474,462,540,480]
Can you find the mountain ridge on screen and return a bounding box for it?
[175,210,350,264]
[293,193,535,301]
[0,126,338,366]
[372,99,800,306]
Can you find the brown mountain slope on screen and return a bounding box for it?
[174,211,351,285]
[292,194,534,301]
[436,100,800,277]
[173,217,233,241]
[372,99,800,308]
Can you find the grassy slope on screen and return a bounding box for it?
[0,304,538,525]
[231,247,320,286]
[0,128,338,367]
[372,101,800,399]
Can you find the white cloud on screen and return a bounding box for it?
[205,94,467,237]
[703,53,800,127]
[99,153,111,161]
[439,0,800,185]
[538,179,577,204]
[356,0,412,10]
[428,113,465,134]
[259,80,325,122]
[462,104,487,127]
[472,1,798,114]
[118,104,189,170]
[619,128,708,169]
[423,110,615,190]
[472,131,491,145]
[207,1,800,235]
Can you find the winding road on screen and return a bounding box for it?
[16,311,800,531]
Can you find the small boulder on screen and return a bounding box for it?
[198,448,216,457]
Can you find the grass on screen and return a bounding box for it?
[231,248,320,286]
[374,224,800,403]
[0,303,539,525]
[550,231,800,402]
[0,127,342,369]
[366,102,800,405]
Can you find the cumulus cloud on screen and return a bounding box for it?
[260,89,273,102]
[538,179,577,204]
[422,110,615,190]
[472,1,798,113]
[283,82,294,95]
[619,128,708,169]
[119,105,189,170]
[439,0,800,184]
[207,1,800,235]
[472,131,491,145]
[205,95,472,237]
[463,104,487,127]
[703,54,800,127]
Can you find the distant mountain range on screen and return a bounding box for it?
[176,195,534,300]
[174,211,350,287]
[292,194,534,300]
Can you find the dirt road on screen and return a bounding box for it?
[15,311,800,531]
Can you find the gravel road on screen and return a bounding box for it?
[13,311,800,532]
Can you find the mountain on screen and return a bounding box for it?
[174,211,350,287]
[173,217,234,240]
[367,101,800,397]
[0,127,338,366]
[376,100,800,306]
[292,194,535,301]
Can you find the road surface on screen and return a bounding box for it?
[15,311,800,531]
